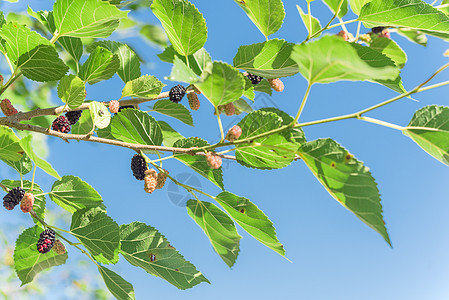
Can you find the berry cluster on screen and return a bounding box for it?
[3,187,25,211]
[144,169,169,193]
[52,116,71,133]
[131,154,148,180]
[187,93,200,111]
[245,72,263,85]
[225,125,242,142]
[20,193,35,213]
[0,99,18,116]
[206,152,222,169]
[371,26,390,39]
[169,85,186,103]
[37,229,55,254]
[65,110,82,125]
[144,169,158,194]
[109,100,120,114]
[268,78,284,92]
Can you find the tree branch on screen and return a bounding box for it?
[12,92,170,122]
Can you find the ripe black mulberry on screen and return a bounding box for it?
[169,85,186,103]
[3,187,25,210]
[118,105,136,112]
[131,154,148,180]
[65,110,82,125]
[37,229,56,254]
[245,72,263,85]
[52,116,71,133]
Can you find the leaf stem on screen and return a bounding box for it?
[355,21,362,42]
[293,82,312,123]
[358,116,405,131]
[2,53,14,75]
[305,0,351,42]
[0,182,9,192]
[29,164,37,192]
[215,106,225,142]
[307,1,312,40]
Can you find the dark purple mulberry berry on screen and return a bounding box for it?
[371,27,386,34]
[131,154,148,180]
[65,110,82,125]
[245,72,263,85]
[118,105,136,112]
[3,187,25,210]
[169,85,186,103]
[37,229,55,254]
[52,116,71,133]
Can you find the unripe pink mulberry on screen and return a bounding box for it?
[156,170,169,189]
[144,169,158,194]
[225,125,242,142]
[20,193,35,213]
[187,93,200,111]
[268,78,284,92]
[109,100,120,114]
[206,152,222,169]
[0,75,3,86]
[336,30,349,41]
[224,103,235,116]
[0,99,18,116]
[53,240,66,255]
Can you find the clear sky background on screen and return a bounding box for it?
[1,1,449,299]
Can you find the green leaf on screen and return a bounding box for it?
[151,0,207,56]
[0,125,23,162]
[396,28,428,46]
[90,101,111,129]
[195,61,245,107]
[50,175,104,213]
[3,154,33,176]
[70,208,120,264]
[234,98,254,113]
[236,110,300,169]
[158,121,184,147]
[234,39,299,78]
[120,222,209,289]
[259,107,306,144]
[53,0,128,38]
[140,24,168,48]
[1,180,46,224]
[72,110,94,135]
[28,9,84,62]
[173,138,224,189]
[0,22,68,82]
[167,56,198,83]
[235,0,285,38]
[351,43,405,93]
[14,226,68,286]
[254,79,272,95]
[80,46,120,85]
[19,135,60,180]
[291,35,399,84]
[87,40,141,83]
[98,266,135,300]
[158,46,212,77]
[359,0,449,34]
[110,109,163,147]
[404,105,449,166]
[57,75,86,109]
[216,192,285,256]
[121,75,164,98]
[298,138,390,245]
[369,37,407,69]
[297,5,322,37]
[152,99,193,126]
[323,0,349,18]
[349,0,370,15]
[186,200,241,267]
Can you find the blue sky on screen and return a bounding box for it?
[1,1,449,299]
